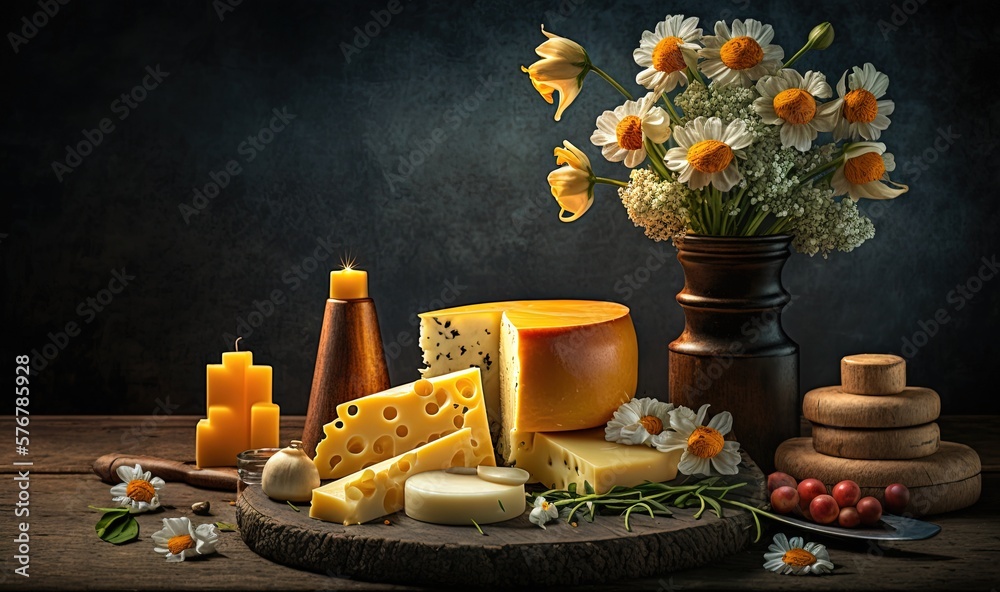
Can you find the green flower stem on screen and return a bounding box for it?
[644,138,673,180]
[660,94,684,125]
[782,44,811,69]
[594,176,627,188]
[590,65,633,101]
[686,66,704,86]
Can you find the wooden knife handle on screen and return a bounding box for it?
[93,454,238,491]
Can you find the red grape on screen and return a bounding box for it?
[856,496,883,525]
[767,472,798,493]
[770,486,799,514]
[797,478,827,507]
[838,507,861,528]
[809,494,840,524]
[884,483,910,514]
[832,480,861,508]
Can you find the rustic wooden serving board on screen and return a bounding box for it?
[237,454,767,587]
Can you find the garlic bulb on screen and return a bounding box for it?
[261,440,321,502]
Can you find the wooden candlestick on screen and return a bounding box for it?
[301,297,391,458]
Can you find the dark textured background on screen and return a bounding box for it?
[3,0,999,415]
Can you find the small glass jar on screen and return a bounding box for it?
[236,448,280,497]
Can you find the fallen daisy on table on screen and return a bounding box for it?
[110,463,165,514]
[763,533,834,575]
[529,496,560,529]
[654,404,742,476]
[152,517,220,562]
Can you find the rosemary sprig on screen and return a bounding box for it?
[527,477,770,542]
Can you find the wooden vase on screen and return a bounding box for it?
[668,234,799,473]
[301,298,391,458]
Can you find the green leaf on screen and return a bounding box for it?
[471,519,486,536]
[105,518,139,544]
[567,482,577,496]
[287,501,300,512]
[704,496,724,519]
[624,503,655,532]
[583,481,595,495]
[95,511,128,538]
[497,499,505,513]
[96,511,139,544]
[215,522,238,532]
[89,505,128,513]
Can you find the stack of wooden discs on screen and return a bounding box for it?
[775,354,982,516]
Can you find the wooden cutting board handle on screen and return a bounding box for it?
[93,454,238,491]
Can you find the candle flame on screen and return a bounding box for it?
[339,253,360,271]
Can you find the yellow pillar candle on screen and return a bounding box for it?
[329,267,368,300]
[196,349,280,467]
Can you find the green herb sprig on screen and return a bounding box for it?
[89,506,140,544]
[528,477,770,541]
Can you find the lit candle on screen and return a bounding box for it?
[329,265,368,300]
[196,340,280,468]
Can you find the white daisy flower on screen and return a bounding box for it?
[664,116,752,191]
[698,19,784,88]
[831,63,895,141]
[590,93,672,168]
[763,533,835,576]
[753,69,838,152]
[830,142,908,201]
[547,140,595,222]
[110,463,165,514]
[654,404,741,476]
[633,15,702,92]
[152,517,219,562]
[522,25,590,121]
[605,397,675,447]
[529,496,560,529]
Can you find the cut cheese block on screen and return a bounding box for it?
[310,428,490,525]
[404,470,525,525]
[775,438,981,516]
[313,368,495,479]
[419,300,638,463]
[841,354,906,395]
[811,423,940,460]
[514,428,681,494]
[802,386,940,428]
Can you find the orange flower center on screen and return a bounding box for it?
[616,115,645,151]
[782,548,817,567]
[126,479,156,503]
[773,88,816,125]
[652,36,687,73]
[720,36,764,70]
[844,152,886,185]
[686,426,725,458]
[843,88,878,123]
[167,534,196,555]
[638,415,664,435]
[686,140,734,173]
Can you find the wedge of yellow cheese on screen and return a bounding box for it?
[515,428,681,494]
[310,428,489,525]
[313,368,495,479]
[419,300,638,463]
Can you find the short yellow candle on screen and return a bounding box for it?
[196,349,280,468]
[329,267,368,300]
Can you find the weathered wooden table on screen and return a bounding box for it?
[1,416,996,590]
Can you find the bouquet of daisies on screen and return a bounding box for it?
[523,17,908,256]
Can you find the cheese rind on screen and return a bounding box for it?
[313,368,495,479]
[310,428,489,525]
[419,300,638,463]
[515,428,681,494]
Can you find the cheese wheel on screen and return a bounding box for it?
[775,438,981,516]
[404,470,525,525]
[811,423,940,460]
[802,386,940,428]
[841,354,906,395]
[420,300,638,463]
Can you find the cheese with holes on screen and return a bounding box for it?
[419,300,638,463]
[515,428,681,494]
[313,368,495,479]
[310,428,486,525]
